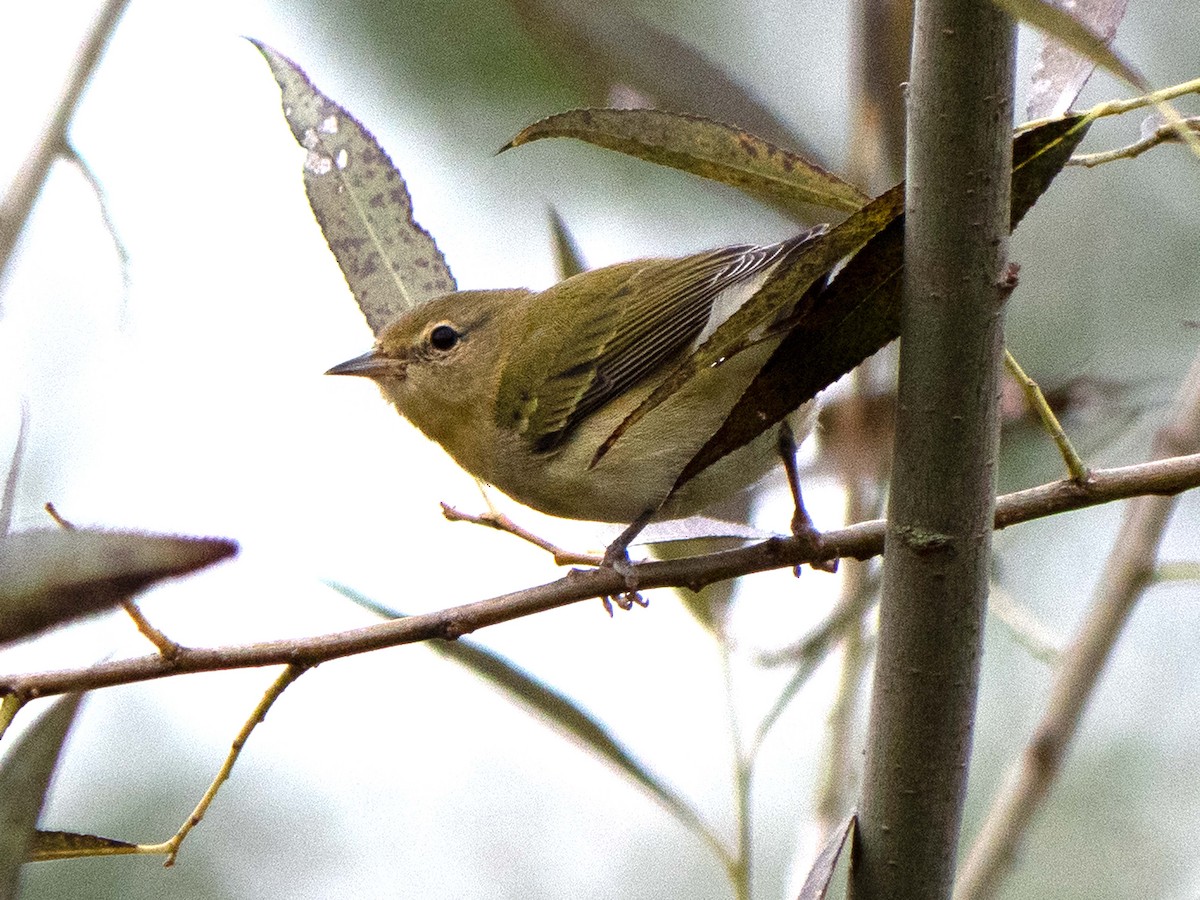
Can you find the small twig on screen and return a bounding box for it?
[23,665,307,864]
[155,664,306,866]
[61,142,133,307]
[987,582,1061,665]
[1153,561,1200,582]
[1068,116,1200,167]
[42,501,74,530]
[1004,350,1089,482]
[0,0,132,280]
[441,502,603,566]
[44,502,183,658]
[118,602,185,660]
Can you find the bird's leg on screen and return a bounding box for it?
[778,422,837,574]
[597,509,655,614]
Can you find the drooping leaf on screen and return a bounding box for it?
[592,191,902,468]
[0,529,237,646]
[796,815,856,900]
[547,207,587,279]
[27,830,137,861]
[505,109,868,218]
[506,0,820,161]
[1025,0,1130,119]
[0,695,82,899]
[994,0,1147,97]
[251,40,456,334]
[672,114,1091,489]
[327,583,717,847]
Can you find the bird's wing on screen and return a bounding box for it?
[511,230,820,453]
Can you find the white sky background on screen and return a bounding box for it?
[4,1,1200,898]
[0,2,850,897]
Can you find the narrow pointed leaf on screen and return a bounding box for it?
[0,407,28,538]
[0,695,82,899]
[251,40,455,333]
[1025,0,1130,119]
[0,530,237,646]
[506,0,819,159]
[994,0,1146,96]
[547,207,587,279]
[327,584,716,845]
[797,815,855,900]
[28,830,137,861]
[673,115,1090,488]
[594,191,901,467]
[503,108,869,217]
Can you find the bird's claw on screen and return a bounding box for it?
[598,543,647,615]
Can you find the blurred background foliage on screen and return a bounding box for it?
[3,0,1199,898]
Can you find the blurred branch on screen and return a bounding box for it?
[954,350,1200,900]
[5,452,1200,700]
[0,0,131,281]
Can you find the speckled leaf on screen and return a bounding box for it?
[673,115,1091,489]
[503,108,869,217]
[797,815,855,900]
[0,530,237,646]
[1025,0,1129,119]
[995,0,1146,97]
[0,695,82,900]
[251,41,456,334]
[506,0,821,161]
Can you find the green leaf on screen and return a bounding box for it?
[250,40,456,334]
[327,583,719,849]
[593,191,901,468]
[0,529,237,646]
[506,0,820,161]
[0,695,82,899]
[994,0,1147,96]
[27,830,137,861]
[503,108,869,217]
[672,114,1091,489]
[547,207,587,279]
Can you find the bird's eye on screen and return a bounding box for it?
[429,324,460,351]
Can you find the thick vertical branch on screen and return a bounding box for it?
[849,2,1015,898]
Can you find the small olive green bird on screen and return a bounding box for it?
[327,227,825,529]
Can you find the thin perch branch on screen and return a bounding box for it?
[4,452,1200,701]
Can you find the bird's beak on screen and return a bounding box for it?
[325,351,406,379]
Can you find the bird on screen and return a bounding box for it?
[326,226,826,550]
